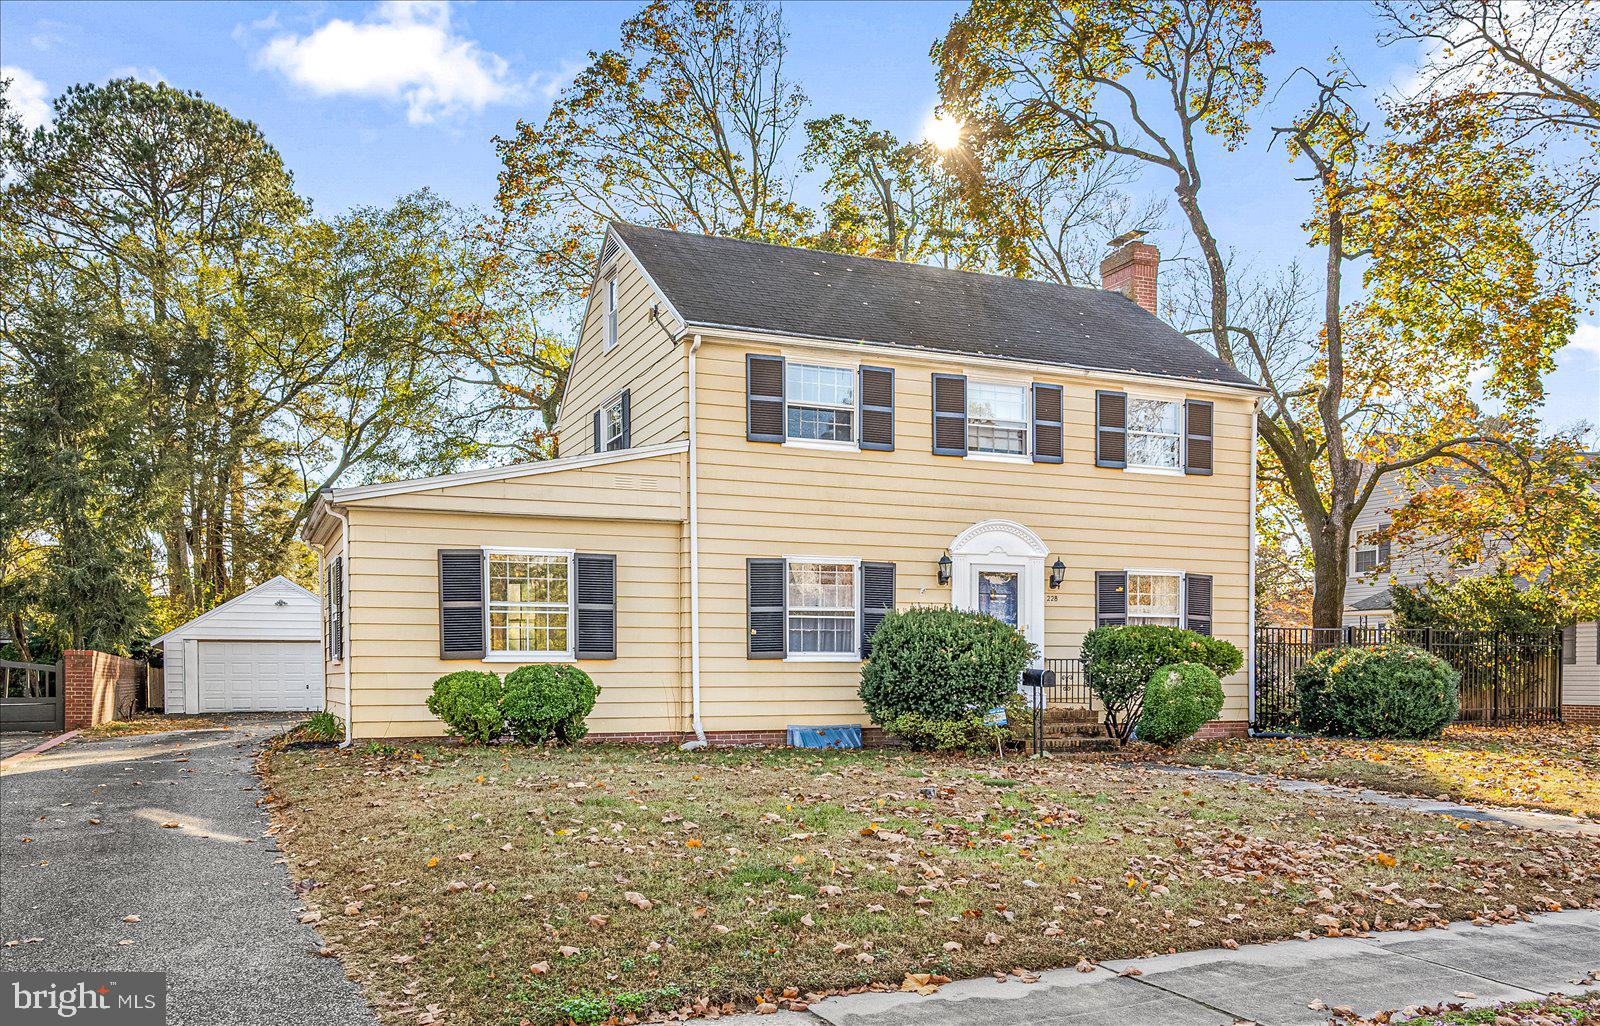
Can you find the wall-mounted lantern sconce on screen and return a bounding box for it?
[1048,558,1066,590]
[937,552,953,585]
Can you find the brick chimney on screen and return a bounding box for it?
[1100,230,1159,316]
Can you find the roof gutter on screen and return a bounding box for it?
[680,333,708,751]
[681,325,1269,397]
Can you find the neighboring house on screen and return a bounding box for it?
[302,226,1264,742]
[151,576,324,714]
[1342,467,1599,722]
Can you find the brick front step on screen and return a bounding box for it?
[1040,706,1100,725]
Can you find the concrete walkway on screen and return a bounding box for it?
[0,719,378,1026]
[1150,764,1600,836]
[727,911,1600,1026]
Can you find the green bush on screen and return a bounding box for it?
[859,607,1036,724]
[1137,663,1224,747]
[1294,643,1459,739]
[425,670,505,744]
[298,711,344,743]
[1081,625,1242,744]
[887,692,1029,754]
[503,664,600,744]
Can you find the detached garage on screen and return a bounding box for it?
[152,576,324,714]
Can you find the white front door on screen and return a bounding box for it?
[949,519,1048,668]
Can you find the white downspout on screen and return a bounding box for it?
[680,333,708,750]
[329,504,354,749]
[1246,400,1259,735]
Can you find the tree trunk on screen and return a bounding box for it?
[1308,512,1352,629]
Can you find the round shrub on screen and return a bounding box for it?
[1137,662,1224,747]
[503,664,600,744]
[887,692,1030,754]
[859,607,1035,724]
[1294,643,1459,739]
[1080,625,1243,743]
[425,670,505,744]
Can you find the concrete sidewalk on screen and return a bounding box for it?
[726,911,1600,1026]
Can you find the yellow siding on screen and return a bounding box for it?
[355,451,687,522]
[343,506,686,740]
[555,249,689,457]
[689,337,1257,731]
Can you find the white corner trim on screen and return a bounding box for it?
[325,439,689,503]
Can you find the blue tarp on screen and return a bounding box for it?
[786,724,863,749]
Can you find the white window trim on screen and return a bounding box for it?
[603,276,619,353]
[783,555,861,662]
[1124,392,1186,472]
[780,355,861,452]
[1353,526,1388,574]
[482,546,576,662]
[964,376,1031,461]
[599,389,627,453]
[1125,568,1186,628]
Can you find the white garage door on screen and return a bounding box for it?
[196,641,323,712]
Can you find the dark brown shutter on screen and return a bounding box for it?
[747,354,785,442]
[932,373,967,456]
[859,562,896,658]
[617,390,631,450]
[1185,574,1213,636]
[575,553,617,660]
[859,366,895,451]
[592,408,604,453]
[323,562,333,660]
[439,549,486,659]
[747,558,787,658]
[1032,383,1064,463]
[1563,624,1577,665]
[1095,390,1127,468]
[332,557,344,660]
[1184,399,1213,475]
[1095,571,1127,627]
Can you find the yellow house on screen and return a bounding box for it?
[302,226,1264,742]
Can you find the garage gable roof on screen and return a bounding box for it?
[150,576,319,646]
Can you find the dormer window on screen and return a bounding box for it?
[604,276,619,353]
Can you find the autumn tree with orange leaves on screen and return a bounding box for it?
[936,0,1579,627]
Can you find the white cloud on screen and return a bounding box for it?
[1563,319,1600,360]
[257,1,516,125]
[110,65,167,86]
[1,65,52,131]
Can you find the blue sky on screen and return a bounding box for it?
[3,0,1595,438]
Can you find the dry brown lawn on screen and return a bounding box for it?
[1166,723,1600,818]
[262,742,1600,1026]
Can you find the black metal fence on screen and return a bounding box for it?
[1041,657,1092,706]
[1253,626,1563,731]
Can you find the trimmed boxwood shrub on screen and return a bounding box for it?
[1081,625,1242,744]
[1294,643,1459,739]
[503,664,601,744]
[859,607,1035,724]
[1137,662,1224,747]
[425,670,505,744]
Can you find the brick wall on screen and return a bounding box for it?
[1563,705,1600,724]
[62,650,142,730]
[588,726,891,748]
[1192,719,1249,740]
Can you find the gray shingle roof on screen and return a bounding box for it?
[613,223,1261,391]
[1349,589,1395,612]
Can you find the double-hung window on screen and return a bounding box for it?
[1126,571,1182,626]
[487,550,572,659]
[786,362,856,444]
[1354,529,1389,574]
[599,392,627,452]
[967,381,1028,456]
[604,277,619,352]
[1126,397,1183,469]
[787,560,858,657]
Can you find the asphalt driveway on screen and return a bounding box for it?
[0,718,377,1026]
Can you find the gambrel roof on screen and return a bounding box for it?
[612,223,1262,391]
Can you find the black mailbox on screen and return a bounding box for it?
[1021,667,1056,690]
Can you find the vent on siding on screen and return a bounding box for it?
[598,234,620,268]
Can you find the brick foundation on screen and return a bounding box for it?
[1192,719,1249,740]
[1562,705,1600,724]
[588,726,891,748]
[62,650,142,730]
